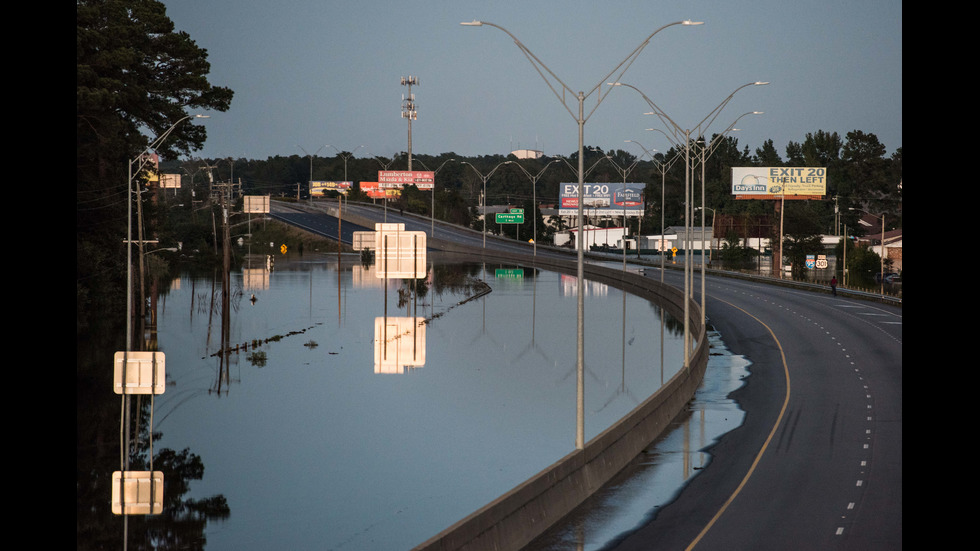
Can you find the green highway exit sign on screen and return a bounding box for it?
[495,268,524,279]
[495,212,524,224]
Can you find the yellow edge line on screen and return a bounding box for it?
[686,298,791,550]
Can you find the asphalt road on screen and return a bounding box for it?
[606,267,902,551]
[268,201,903,550]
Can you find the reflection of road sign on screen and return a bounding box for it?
[280,244,287,254]
[113,351,166,395]
[495,212,524,224]
[374,317,426,373]
[112,471,164,515]
[495,268,524,279]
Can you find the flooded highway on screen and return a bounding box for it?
[140,251,694,549]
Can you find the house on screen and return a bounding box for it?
[855,227,903,272]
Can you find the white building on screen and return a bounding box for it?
[511,149,543,160]
[554,226,626,249]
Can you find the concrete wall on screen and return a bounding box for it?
[412,247,709,551]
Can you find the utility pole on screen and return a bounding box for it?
[401,76,418,171]
[201,162,220,256]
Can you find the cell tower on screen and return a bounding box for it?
[401,75,418,171]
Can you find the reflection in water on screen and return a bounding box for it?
[80,251,690,550]
[525,330,750,550]
[375,316,426,373]
[77,268,234,548]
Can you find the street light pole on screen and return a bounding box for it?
[326,144,365,182]
[122,114,206,537]
[850,208,886,296]
[326,145,365,251]
[462,18,701,449]
[374,153,405,221]
[298,144,326,203]
[128,114,208,352]
[692,111,762,325]
[631,133,683,279]
[414,157,456,238]
[510,158,561,255]
[602,150,646,268]
[609,81,766,362]
[461,160,513,248]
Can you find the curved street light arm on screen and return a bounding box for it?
[465,20,700,125]
[373,153,404,170]
[327,144,366,160]
[461,159,513,181]
[608,81,686,140]
[511,157,562,182]
[692,111,763,168]
[413,157,457,175]
[585,21,702,123]
[130,115,209,176]
[692,82,768,137]
[603,150,646,181]
[554,153,614,180]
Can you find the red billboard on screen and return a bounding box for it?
[378,170,435,190]
[360,182,399,199]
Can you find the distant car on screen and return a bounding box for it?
[874,272,901,284]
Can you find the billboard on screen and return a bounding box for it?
[732,167,826,199]
[378,170,435,190]
[559,182,644,217]
[359,182,391,200]
[243,195,270,214]
[160,173,181,189]
[311,181,352,196]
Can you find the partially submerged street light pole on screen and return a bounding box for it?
[461,18,702,449]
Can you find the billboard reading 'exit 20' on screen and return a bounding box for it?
[559,182,644,217]
[731,167,827,199]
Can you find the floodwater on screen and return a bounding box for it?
[524,329,749,549]
[119,251,700,550]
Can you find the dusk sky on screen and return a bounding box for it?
[162,0,902,164]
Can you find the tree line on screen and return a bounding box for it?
[78,1,901,322]
[177,127,900,243]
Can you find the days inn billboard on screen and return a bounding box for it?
[731,167,826,200]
